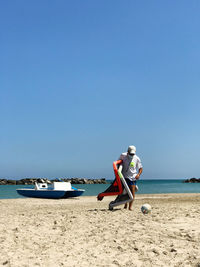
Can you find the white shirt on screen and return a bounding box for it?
[118,152,143,181]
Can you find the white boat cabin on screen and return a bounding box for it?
[35,182,72,191]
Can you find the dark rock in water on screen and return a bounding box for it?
[0,179,8,185]
[184,178,200,183]
[19,178,52,185]
[7,180,16,185]
[62,178,107,184]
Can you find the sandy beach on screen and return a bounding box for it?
[1,194,200,267]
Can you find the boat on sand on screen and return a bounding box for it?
[16,181,85,199]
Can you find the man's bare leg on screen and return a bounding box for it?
[129,185,136,211]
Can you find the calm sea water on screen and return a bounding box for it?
[0,179,200,199]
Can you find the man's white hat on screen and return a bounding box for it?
[128,145,136,155]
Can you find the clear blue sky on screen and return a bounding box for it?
[1,1,200,179]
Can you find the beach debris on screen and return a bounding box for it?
[170,248,177,252]
[152,248,159,255]
[112,260,121,266]
[117,246,124,252]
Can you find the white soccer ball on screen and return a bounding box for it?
[141,204,151,214]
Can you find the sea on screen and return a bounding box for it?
[0,179,200,199]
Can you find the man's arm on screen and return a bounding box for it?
[135,168,143,180]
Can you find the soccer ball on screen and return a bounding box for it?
[141,204,151,214]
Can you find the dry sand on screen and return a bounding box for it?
[0,194,200,267]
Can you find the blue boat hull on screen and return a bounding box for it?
[16,189,84,199]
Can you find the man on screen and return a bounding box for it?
[118,145,143,210]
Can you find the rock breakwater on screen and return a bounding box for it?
[0,178,108,185]
[184,178,200,183]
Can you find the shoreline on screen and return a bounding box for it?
[1,192,200,200]
[1,193,200,266]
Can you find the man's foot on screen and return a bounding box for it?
[129,208,133,211]
[124,204,128,209]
